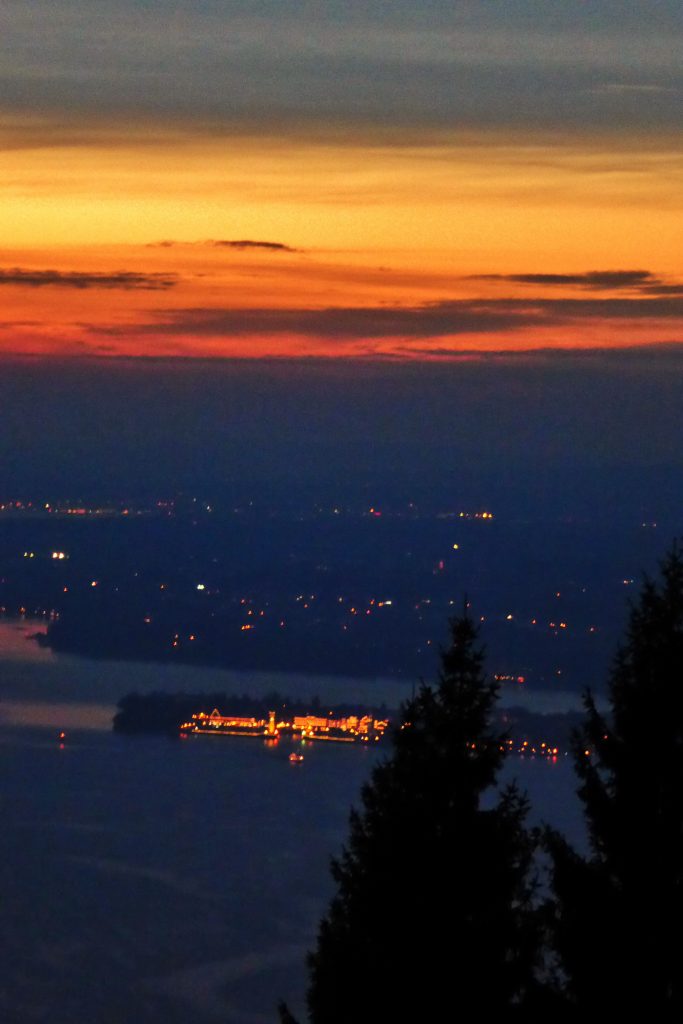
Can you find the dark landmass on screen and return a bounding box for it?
[0,503,674,691]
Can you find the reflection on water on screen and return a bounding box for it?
[0,726,383,1023]
[0,615,54,661]
[0,699,112,730]
[0,617,584,1023]
[0,724,582,1024]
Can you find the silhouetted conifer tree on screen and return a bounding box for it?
[547,544,683,1015]
[280,613,538,1023]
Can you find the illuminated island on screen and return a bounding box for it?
[181,707,389,743]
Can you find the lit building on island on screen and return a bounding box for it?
[180,707,389,743]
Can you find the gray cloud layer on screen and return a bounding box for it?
[4,345,683,518]
[1,1,681,137]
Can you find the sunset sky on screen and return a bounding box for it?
[2,0,681,362]
[2,0,683,510]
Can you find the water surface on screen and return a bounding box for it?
[0,618,583,1022]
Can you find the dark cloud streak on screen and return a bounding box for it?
[473,270,658,289]
[0,268,178,290]
[146,240,298,253]
[210,240,298,253]
[395,341,683,363]
[89,295,683,343]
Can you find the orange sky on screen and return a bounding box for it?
[1,2,682,361]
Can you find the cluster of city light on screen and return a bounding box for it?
[181,708,389,744]
[137,583,605,657]
[508,738,563,758]
[1,499,164,517]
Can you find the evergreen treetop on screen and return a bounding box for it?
[548,543,683,1015]
[286,612,537,1024]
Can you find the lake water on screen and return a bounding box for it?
[0,619,584,1023]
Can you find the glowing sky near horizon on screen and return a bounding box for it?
[1,0,681,361]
